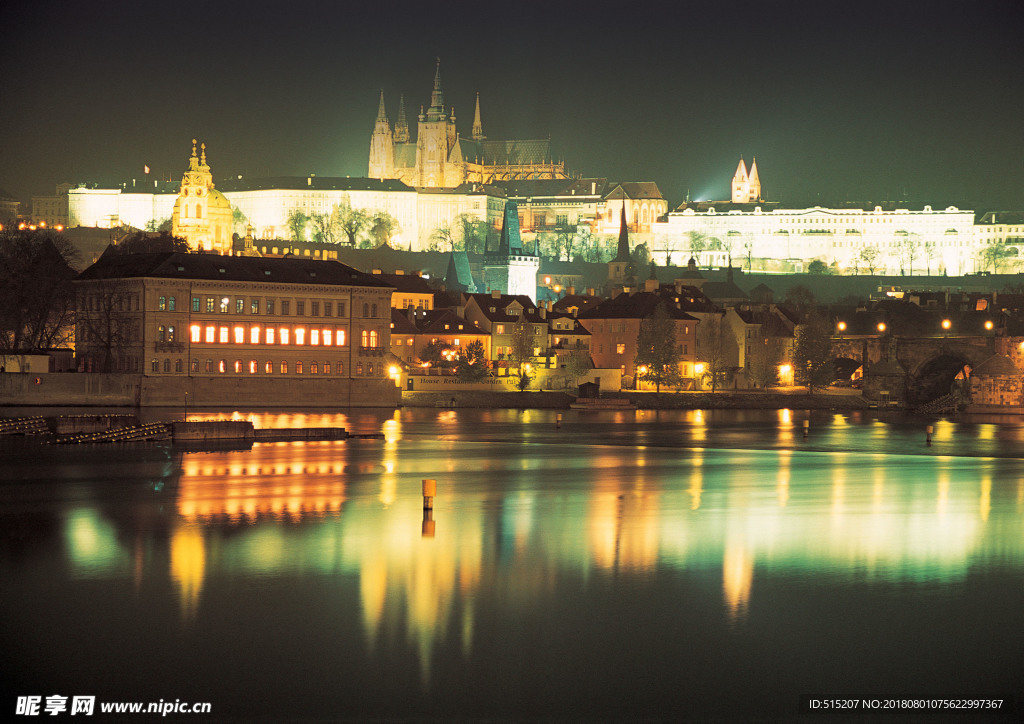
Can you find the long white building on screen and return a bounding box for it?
[652,202,980,275]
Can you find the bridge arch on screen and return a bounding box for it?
[906,353,974,406]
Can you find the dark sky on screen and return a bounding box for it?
[2,0,1022,210]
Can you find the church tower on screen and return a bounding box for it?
[607,203,633,285]
[416,58,458,188]
[368,90,394,180]
[393,94,410,143]
[747,158,761,202]
[171,139,233,253]
[731,158,750,203]
[471,92,485,141]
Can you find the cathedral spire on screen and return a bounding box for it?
[429,57,444,115]
[472,92,485,141]
[374,90,391,136]
[394,94,409,143]
[614,203,631,262]
[748,157,761,201]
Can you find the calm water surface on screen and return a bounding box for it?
[1,408,1022,722]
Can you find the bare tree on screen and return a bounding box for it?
[76,281,141,373]
[370,212,397,248]
[858,246,880,275]
[696,313,730,392]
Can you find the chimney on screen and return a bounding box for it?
[372,268,382,275]
[591,181,596,195]
[491,289,501,299]
[587,287,595,297]
[644,278,659,292]
[568,285,576,296]
[540,307,547,320]
[395,269,405,275]
[546,300,553,311]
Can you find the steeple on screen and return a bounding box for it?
[188,138,200,171]
[613,203,631,262]
[374,90,391,135]
[394,94,409,143]
[494,200,524,257]
[428,57,444,117]
[732,157,750,203]
[748,157,761,201]
[472,92,485,141]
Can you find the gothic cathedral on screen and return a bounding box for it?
[369,60,569,188]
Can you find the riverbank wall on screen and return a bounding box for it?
[402,390,870,410]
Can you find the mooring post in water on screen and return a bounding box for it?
[556,413,562,429]
[422,478,436,510]
[422,508,435,538]
[926,425,933,446]
[803,419,809,438]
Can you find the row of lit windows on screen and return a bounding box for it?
[184,295,386,318]
[185,324,370,347]
[150,358,384,375]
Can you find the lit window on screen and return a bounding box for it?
[249,360,257,374]
[234,326,245,344]
[296,361,303,374]
[369,330,379,347]
[206,359,212,373]
[311,362,318,374]
[361,330,369,347]
[206,297,215,312]
[191,359,199,373]
[453,338,460,346]
[337,361,344,374]
[158,296,166,311]
[323,329,333,346]
[324,362,331,374]
[235,298,244,313]
[158,325,166,342]
[617,343,625,354]
[396,338,403,346]
[407,337,413,345]
[251,299,259,314]
[250,326,261,344]
[192,297,200,312]
[219,327,229,344]
[190,325,201,343]
[310,329,320,346]
[280,328,290,345]
[234,360,242,373]
[218,360,226,373]
[295,327,306,345]
[220,297,229,313]
[205,325,215,343]
[169,297,176,311]
[337,330,346,346]
[167,326,175,342]
[265,328,275,344]
[280,361,288,374]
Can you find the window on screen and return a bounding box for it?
[163,359,171,373]
[310,329,320,346]
[250,326,260,344]
[311,302,319,316]
[191,359,199,373]
[267,299,275,314]
[151,359,158,372]
[616,343,625,354]
[236,298,244,314]
[337,330,346,346]
[296,361,303,374]
[357,362,364,375]
[295,328,306,345]
[158,325,166,342]
[192,297,200,312]
[251,299,260,314]
[311,362,318,374]
[324,302,332,316]
[337,301,346,317]
[219,327,229,344]
[175,359,182,373]
[336,362,344,374]
[264,361,272,374]
[158,296,166,311]
[249,360,257,374]
[323,329,332,346]
[205,325,215,343]
[280,328,290,345]
[220,297,229,313]
[206,359,213,373]
[206,297,215,313]
[396,338,403,346]
[190,325,201,343]
[281,301,290,315]
[169,297,176,311]
[496,324,505,334]
[361,330,369,347]
[407,337,413,345]
[280,361,288,374]
[363,303,369,317]
[265,327,275,344]
[234,360,242,373]
[371,303,378,317]
[323,362,331,375]
[167,326,175,342]
[296,301,305,315]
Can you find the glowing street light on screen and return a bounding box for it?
[694,362,706,375]
[836,321,847,333]
[984,320,994,331]
[941,319,952,331]
[876,322,887,333]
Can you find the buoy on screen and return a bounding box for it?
[422,478,436,509]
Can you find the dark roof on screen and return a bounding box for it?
[413,309,488,336]
[702,280,749,303]
[974,354,1020,376]
[579,291,697,321]
[605,182,664,201]
[553,294,603,314]
[76,252,392,289]
[465,292,541,323]
[215,176,415,193]
[480,139,554,166]
[371,272,434,294]
[390,308,419,335]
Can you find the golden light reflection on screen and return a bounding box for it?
[688,451,704,510]
[980,476,991,522]
[723,543,753,622]
[170,524,206,621]
[776,450,790,507]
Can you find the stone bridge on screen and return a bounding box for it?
[831,335,997,405]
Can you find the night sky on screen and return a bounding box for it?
[2,0,1022,210]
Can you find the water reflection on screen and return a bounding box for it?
[6,410,1024,716]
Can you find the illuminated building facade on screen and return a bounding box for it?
[654,202,978,275]
[731,157,762,203]
[73,252,398,406]
[369,60,568,188]
[171,140,233,253]
[31,183,73,227]
[482,201,539,300]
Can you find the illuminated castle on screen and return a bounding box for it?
[731,157,762,203]
[369,59,569,188]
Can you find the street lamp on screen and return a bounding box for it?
[876,322,886,333]
[984,320,994,331]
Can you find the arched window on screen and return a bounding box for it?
[174,359,182,373]
[196,205,203,220]
[163,359,171,372]
[191,359,199,373]
[151,359,159,372]
[157,325,166,342]
[311,362,318,374]
[371,303,378,317]
[363,303,369,317]
[168,296,176,311]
